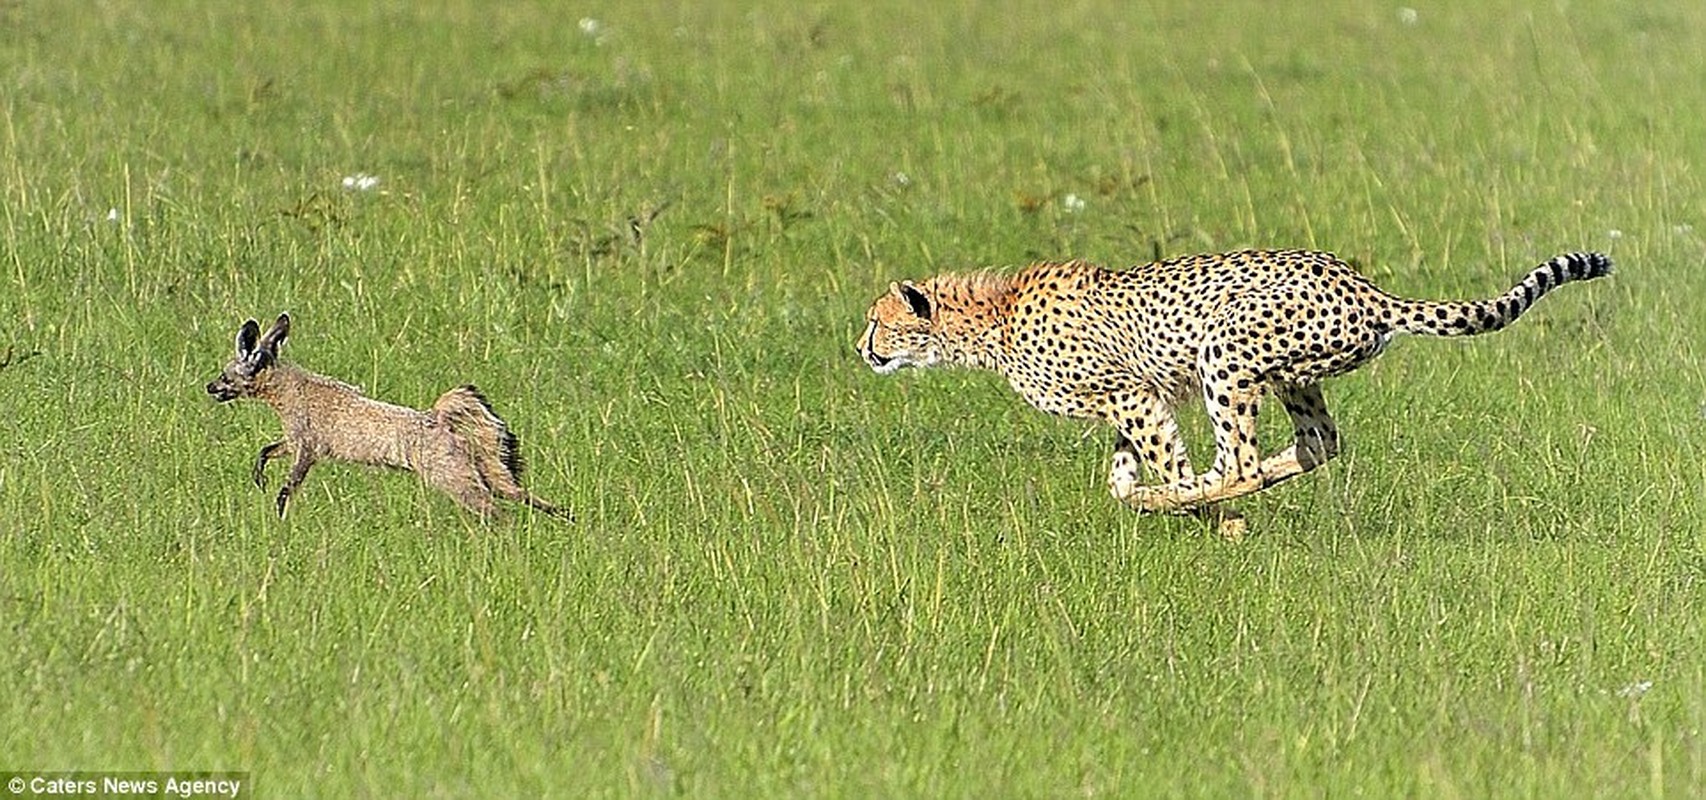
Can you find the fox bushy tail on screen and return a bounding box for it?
[433,385,572,521]
[434,385,523,476]
[1384,252,1613,337]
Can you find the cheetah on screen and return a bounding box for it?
[857,249,1613,513]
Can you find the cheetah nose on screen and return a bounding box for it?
[864,351,892,370]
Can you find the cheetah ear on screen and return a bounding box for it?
[895,281,933,321]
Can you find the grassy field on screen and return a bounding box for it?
[3,0,1704,795]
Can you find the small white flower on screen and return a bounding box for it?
[1607,229,1624,240]
[578,17,611,45]
[105,207,120,223]
[1617,680,1653,698]
[891,171,911,187]
[341,173,380,192]
[1062,193,1086,213]
[1673,223,1694,236]
[1397,7,1419,26]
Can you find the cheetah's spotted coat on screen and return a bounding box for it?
[858,249,1613,512]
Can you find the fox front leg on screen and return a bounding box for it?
[274,452,315,518]
[252,440,288,488]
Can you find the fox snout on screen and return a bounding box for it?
[206,379,240,402]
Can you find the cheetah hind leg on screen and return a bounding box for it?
[1260,381,1340,479]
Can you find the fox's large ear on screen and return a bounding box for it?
[896,282,932,320]
[257,313,291,354]
[236,319,261,357]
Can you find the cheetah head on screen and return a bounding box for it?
[858,281,940,374]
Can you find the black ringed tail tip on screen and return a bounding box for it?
[1530,252,1612,294]
[1552,251,1614,281]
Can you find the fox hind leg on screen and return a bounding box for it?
[478,454,573,521]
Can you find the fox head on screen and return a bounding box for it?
[207,313,290,402]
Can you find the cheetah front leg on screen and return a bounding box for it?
[1127,381,1265,511]
[1129,379,1342,512]
[1106,389,1195,506]
[1109,407,1246,533]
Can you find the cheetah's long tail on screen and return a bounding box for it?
[1384,252,1613,337]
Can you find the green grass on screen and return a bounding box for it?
[3,0,1705,795]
